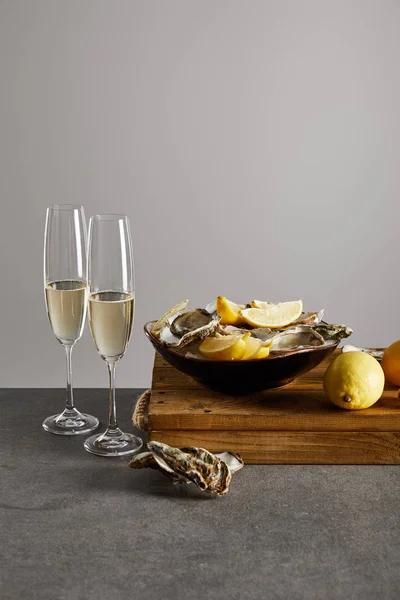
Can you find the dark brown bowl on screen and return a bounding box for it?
[144,322,339,395]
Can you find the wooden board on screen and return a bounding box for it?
[148,350,400,464]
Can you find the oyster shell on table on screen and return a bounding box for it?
[128,452,160,470]
[129,441,244,496]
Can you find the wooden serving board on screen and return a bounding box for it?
[148,350,400,464]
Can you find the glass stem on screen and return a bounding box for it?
[65,344,75,411]
[107,361,118,431]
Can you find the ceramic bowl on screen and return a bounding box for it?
[144,322,339,395]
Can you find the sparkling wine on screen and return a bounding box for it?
[45,279,87,344]
[88,291,134,361]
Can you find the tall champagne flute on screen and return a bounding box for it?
[43,205,99,435]
[84,214,143,457]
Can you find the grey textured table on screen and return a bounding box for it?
[1,389,399,600]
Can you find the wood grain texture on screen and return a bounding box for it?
[148,350,400,463]
[149,430,400,464]
[149,351,400,432]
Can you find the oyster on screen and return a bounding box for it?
[248,328,274,343]
[217,310,325,337]
[152,299,189,335]
[171,309,215,337]
[267,323,352,352]
[128,451,159,470]
[217,320,347,351]
[312,323,353,341]
[159,309,220,348]
[342,345,384,361]
[269,326,325,352]
[217,324,253,336]
[129,441,244,496]
[129,449,189,484]
[291,310,325,326]
[151,300,352,356]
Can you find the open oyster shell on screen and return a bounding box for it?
[267,323,352,352]
[217,322,352,352]
[159,309,220,348]
[151,300,352,357]
[312,323,353,341]
[152,299,189,335]
[129,442,244,496]
[342,345,384,361]
[171,309,216,337]
[292,310,325,326]
[269,326,325,352]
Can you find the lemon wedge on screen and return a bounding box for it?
[241,336,262,359]
[251,299,272,309]
[254,346,271,359]
[241,337,271,359]
[199,334,247,360]
[240,300,303,329]
[216,296,246,326]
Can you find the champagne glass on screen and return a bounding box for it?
[84,214,143,457]
[43,205,99,434]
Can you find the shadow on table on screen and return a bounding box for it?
[79,462,217,501]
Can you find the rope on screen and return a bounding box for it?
[132,389,151,431]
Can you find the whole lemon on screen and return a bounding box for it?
[381,340,400,386]
[323,352,385,410]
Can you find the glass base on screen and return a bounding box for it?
[42,408,99,436]
[84,427,143,457]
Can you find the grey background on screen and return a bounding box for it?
[1,0,399,388]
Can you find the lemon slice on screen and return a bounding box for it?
[251,299,272,309]
[199,334,247,360]
[216,296,246,326]
[240,300,303,329]
[254,346,270,359]
[241,336,262,360]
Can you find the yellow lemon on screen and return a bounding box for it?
[251,299,272,309]
[254,345,270,359]
[241,336,262,359]
[323,352,385,410]
[239,335,272,360]
[216,296,246,326]
[199,334,247,360]
[240,300,303,329]
[381,341,400,386]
